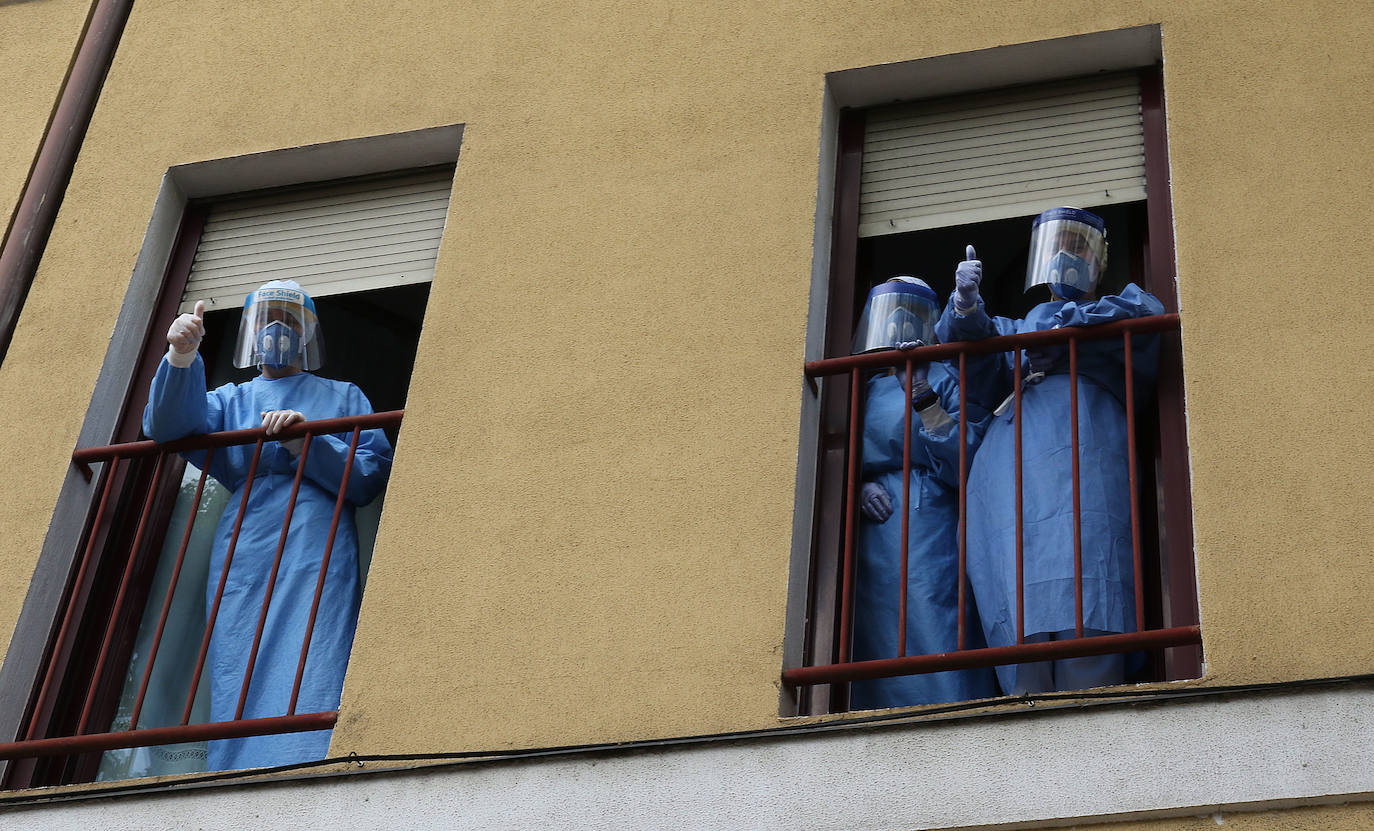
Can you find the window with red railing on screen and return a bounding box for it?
[786,67,1200,715]
[2,170,440,787]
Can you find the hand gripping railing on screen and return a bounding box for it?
[783,315,1199,689]
[0,410,402,764]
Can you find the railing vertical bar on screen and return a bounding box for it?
[234,434,315,721]
[25,456,123,740]
[837,367,862,665]
[130,447,216,730]
[289,427,362,714]
[183,438,266,725]
[1070,336,1084,639]
[1124,332,1145,633]
[898,360,913,657]
[1014,349,1025,645]
[78,451,169,734]
[957,352,968,651]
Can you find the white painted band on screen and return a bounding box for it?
[4,685,1373,830]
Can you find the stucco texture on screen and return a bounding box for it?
[0,0,93,246]
[0,0,95,662]
[0,0,1371,763]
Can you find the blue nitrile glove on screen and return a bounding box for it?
[860,481,894,523]
[954,244,981,314]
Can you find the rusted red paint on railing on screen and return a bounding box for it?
[782,625,1202,686]
[805,315,1179,377]
[26,457,122,740]
[72,410,404,464]
[1125,332,1146,633]
[0,712,337,762]
[11,411,400,768]
[289,427,362,714]
[131,447,216,730]
[898,360,913,657]
[236,434,316,721]
[837,367,861,665]
[78,452,169,734]
[1013,350,1025,644]
[956,353,968,651]
[1069,337,1084,639]
[183,438,265,724]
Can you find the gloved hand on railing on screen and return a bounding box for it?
[165,300,205,368]
[860,481,894,523]
[261,409,306,455]
[953,245,981,315]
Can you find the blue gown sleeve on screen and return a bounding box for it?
[143,353,226,440]
[934,296,1017,415]
[1050,283,1166,406]
[915,364,994,490]
[296,383,393,506]
[1050,282,1165,328]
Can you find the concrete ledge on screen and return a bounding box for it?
[3,683,1373,829]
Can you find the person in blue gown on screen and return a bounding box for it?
[936,208,1164,694]
[144,280,392,770]
[848,277,1000,709]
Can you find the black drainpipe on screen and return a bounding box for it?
[0,0,135,363]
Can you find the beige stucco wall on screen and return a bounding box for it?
[0,0,93,246]
[0,0,95,660]
[0,0,1371,766]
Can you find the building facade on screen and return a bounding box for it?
[0,0,1372,827]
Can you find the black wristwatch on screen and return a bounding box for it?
[912,389,939,412]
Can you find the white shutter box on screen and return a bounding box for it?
[859,74,1147,237]
[181,167,453,313]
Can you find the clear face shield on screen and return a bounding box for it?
[232,282,324,371]
[1024,207,1108,301]
[851,277,941,354]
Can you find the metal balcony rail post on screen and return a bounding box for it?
[0,412,401,766]
[289,427,362,715]
[788,316,1199,689]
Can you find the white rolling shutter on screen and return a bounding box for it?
[858,74,1146,237]
[180,167,453,313]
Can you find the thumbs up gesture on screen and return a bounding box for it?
[167,300,206,361]
[953,244,982,313]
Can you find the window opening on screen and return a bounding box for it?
[790,67,1199,715]
[5,167,443,786]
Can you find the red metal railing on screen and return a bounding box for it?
[784,314,1200,689]
[0,411,401,764]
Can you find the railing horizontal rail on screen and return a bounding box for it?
[0,712,337,762]
[783,626,1200,687]
[71,410,403,464]
[804,313,1179,377]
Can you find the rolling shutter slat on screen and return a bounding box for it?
[859,74,1145,237]
[182,168,452,313]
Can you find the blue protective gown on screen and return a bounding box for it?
[143,354,392,771]
[849,361,1000,709]
[935,284,1164,692]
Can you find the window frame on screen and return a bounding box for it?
[792,64,1198,716]
[0,126,462,786]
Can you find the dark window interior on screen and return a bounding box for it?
[854,201,1146,328]
[196,281,431,445]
